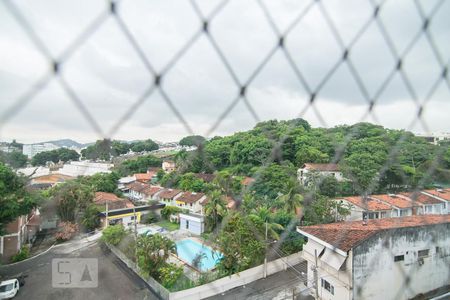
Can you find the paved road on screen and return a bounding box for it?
[207,261,314,300]
[0,240,158,300]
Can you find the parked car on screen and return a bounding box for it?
[0,279,19,299]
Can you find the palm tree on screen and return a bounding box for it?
[204,190,227,232]
[249,206,284,240]
[278,181,303,216]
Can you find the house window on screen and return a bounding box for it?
[190,203,193,207]
[425,205,433,213]
[394,255,404,262]
[399,209,409,216]
[436,247,440,254]
[130,216,135,220]
[418,249,429,258]
[185,220,189,229]
[321,278,334,295]
[380,212,387,218]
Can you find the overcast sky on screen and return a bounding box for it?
[0,0,449,144]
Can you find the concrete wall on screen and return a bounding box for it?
[169,252,304,300]
[353,223,450,300]
[107,243,303,300]
[302,239,352,300]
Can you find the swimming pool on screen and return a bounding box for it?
[175,239,222,272]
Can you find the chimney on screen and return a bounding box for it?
[362,214,368,226]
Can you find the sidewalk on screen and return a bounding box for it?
[206,262,313,300]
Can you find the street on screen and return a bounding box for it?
[0,240,158,300]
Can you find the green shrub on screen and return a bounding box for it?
[161,206,182,220]
[101,224,126,245]
[11,246,30,262]
[159,263,183,289]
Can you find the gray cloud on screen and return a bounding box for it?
[1,0,449,144]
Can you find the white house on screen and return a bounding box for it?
[155,188,183,206]
[370,194,420,217]
[173,192,207,214]
[421,189,450,214]
[57,161,113,177]
[337,196,395,221]
[297,215,450,300]
[400,191,447,215]
[179,213,205,235]
[162,160,176,173]
[297,163,344,185]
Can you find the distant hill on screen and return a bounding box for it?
[44,139,92,148]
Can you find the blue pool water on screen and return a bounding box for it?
[176,239,222,272]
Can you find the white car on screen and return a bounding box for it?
[0,279,19,299]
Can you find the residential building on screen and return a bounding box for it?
[22,143,59,158]
[422,189,450,214]
[179,213,205,235]
[174,192,207,213]
[298,215,450,300]
[0,211,41,263]
[162,160,176,173]
[400,191,447,215]
[118,176,136,192]
[155,188,183,206]
[337,196,394,221]
[416,132,450,145]
[94,192,134,210]
[57,161,113,177]
[297,163,344,185]
[371,194,420,217]
[99,203,165,229]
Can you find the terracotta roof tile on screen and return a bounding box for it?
[423,189,450,201]
[158,188,182,199]
[371,194,420,209]
[127,182,150,193]
[299,215,450,252]
[134,173,152,181]
[400,191,443,205]
[339,196,392,211]
[176,192,205,204]
[142,186,163,197]
[302,163,340,172]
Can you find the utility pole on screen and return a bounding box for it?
[105,202,109,228]
[263,220,268,278]
[314,249,319,300]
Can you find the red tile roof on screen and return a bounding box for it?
[302,163,340,172]
[423,189,450,201]
[127,182,150,193]
[299,215,450,252]
[158,188,182,199]
[339,196,392,211]
[400,191,443,205]
[32,174,74,184]
[142,186,163,197]
[94,192,134,209]
[193,173,216,183]
[371,194,420,209]
[134,173,152,182]
[176,192,205,204]
[241,177,255,186]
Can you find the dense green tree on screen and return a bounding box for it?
[213,170,242,196]
[230,135,272,167]
[77,172,120,194]
[81,139,112,161]
[204,190,226,232]
[81,204,100,231]
[278,180,303,215]
[177,173,205,192]
[179,135,206,147]
[51,181,94,222]
[101,224,126,245]
[111,141,131,156]
[249,206,284,239]
[0,163,41,234]
[251,163,296,200]
[136,234,176,278]
[216,212,265,275]
[115,154,162,176]
[32,148,79,166]
[130,139,159,153]
[0,151,28,168]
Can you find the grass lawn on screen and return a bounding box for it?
[156,220,180,231]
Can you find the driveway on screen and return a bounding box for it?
[0,240,159,300]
